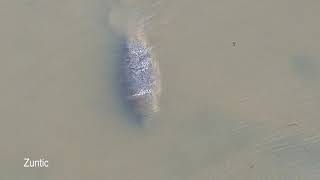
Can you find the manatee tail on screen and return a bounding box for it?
[108,0,165,41]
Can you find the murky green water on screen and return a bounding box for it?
[1,0,320,179]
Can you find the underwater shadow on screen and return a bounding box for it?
[111,33,147,128]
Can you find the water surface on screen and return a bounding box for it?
[1,0,320,179]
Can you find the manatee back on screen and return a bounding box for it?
[109,1,162,121]
[121,35,161,118]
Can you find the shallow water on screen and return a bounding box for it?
[1,0,320,179]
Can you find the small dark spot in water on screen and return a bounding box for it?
[249,163,255,169]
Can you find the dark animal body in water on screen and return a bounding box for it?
[120,31,161,119]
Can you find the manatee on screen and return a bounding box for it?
[120,27,161,119]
